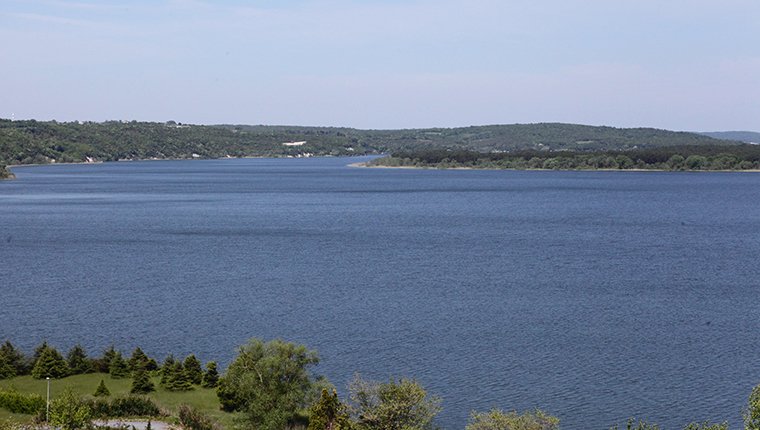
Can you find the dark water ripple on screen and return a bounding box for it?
[2,157,760,430]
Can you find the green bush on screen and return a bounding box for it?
[0,388,45,415]
[87,395,162,418]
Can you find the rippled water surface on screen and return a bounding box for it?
[2,157,759,429]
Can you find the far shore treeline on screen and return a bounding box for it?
[1,119,756,179]
[370,146,760,171]
[2,338,760,430]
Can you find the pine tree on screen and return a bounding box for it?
[94,379,111,397]
[0,355,15,379]
[0,341,27,376]
[95,346,117,373]
[109,352,130,379]
[160,354,176,387]
[128,347,150,373]
[201,361,219,388]
[32,341,49,368]
[66,344,92,375]
[166,361,193,391]
[183,354,203,385]
[31,346,70,379]
[130,368,156,394]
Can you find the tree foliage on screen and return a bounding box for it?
[349,375,441,430]
[216,338,320,430]
[130,369,156,394]
[0,341,26,377]
[93,379,110,397]
[309,389,353,430]
[201,361,219,389]
[31,346,69,379]
[184,354,203,385]
[109,352,130,379]
[746,383,760,430]
[66,344,92,375]
[466,409,559,430]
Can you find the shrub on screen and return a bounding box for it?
[0,388,45,415]
[87,395,162,418]
[49,388,92,430]
[466,409,559,430]
[178,404,221,430]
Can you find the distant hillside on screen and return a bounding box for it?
[700,131,760,144]
[0,119,741,168]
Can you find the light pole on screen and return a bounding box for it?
[46,377,50,423]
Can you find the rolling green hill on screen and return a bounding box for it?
[0,119,741,170]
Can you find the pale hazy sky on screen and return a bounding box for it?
[2,0,759,130]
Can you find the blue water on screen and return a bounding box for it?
[1,157,759,429]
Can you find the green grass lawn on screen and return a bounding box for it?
[0,373,239,427]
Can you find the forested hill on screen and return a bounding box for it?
[0,119,741,168]
[700,131,760,144]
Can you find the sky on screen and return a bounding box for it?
[1,0,759,131]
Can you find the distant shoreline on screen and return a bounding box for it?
[349,161,760,173]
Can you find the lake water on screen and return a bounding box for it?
[2,157,759,429]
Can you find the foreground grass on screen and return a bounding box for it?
[0,373,239,427]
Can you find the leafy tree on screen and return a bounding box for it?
[94,379,111,397]
[128,347,150,372]
[201,361,219,388]
[31,346,69,379]
[349,375,440,430]
[745,383,760,430]
[216,338,320,430]
[0,341,27,376]
[66,344,92,375]
[49,388,92,430]
[308,388,352,430]
[130,368,156,394]
[466,409,559,430]
[184,354,203,385]
[109,352,130,379]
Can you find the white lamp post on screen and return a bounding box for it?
[46,377,50,423]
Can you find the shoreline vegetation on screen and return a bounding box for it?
[2,338,760,430]
[1,119,754,180]
[366,147,760,172]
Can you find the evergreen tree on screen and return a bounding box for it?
[0,341,27,376]
[160,354,176,387]
[94,346,117,373]
[109,352,130,379]
[94,379,111,397]
[146,358,159,372]
[66,344,92,375]
[31,346,70,379]
[183,354,203,385]
[0,355,15,379]
[130,368,156,394]
[201,361,219,388]
[32,341,49,368]
[128,347,150,373]
[166,361,193,391]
